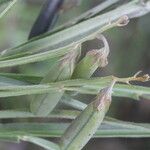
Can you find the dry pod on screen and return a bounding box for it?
[72,34,109,79]
[30,45,81,116]
[59,80,115,150]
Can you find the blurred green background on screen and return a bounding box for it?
[0,0,150,150]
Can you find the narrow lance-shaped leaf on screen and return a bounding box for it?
[59,80,116,150]
[30,45,81,116]
[0,76,28,86]
[61,94,87,110]
[0,109,80,119]
[0,9,131,59]
[20,136,60,150]
[53,0,120,34]
[0,120,150,139]
[0,16,129,68]
[1,0,149,59]
[0,73,42,84]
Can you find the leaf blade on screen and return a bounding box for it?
[0,119,150,138]
[20,136,60,150]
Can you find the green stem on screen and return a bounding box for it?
[0,76,149,99]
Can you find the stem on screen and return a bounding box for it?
[0,74,149,99]
[114,71,150,84]
[0,74,148,90]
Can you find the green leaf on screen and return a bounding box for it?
[0,73,42,84]
[30,48,80,116]
[0,118,150,138]
[0,76,28,85]
[1,0,149,59]
[54,0,120,33]
[0,45,75,68]
[20,136,60,150]
[62,94,87,110]
[30,90,64,116]
[0,109,79,119]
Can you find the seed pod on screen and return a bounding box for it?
[72,34,109,79]
[30,45,81,116]
[59,80,115,150]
